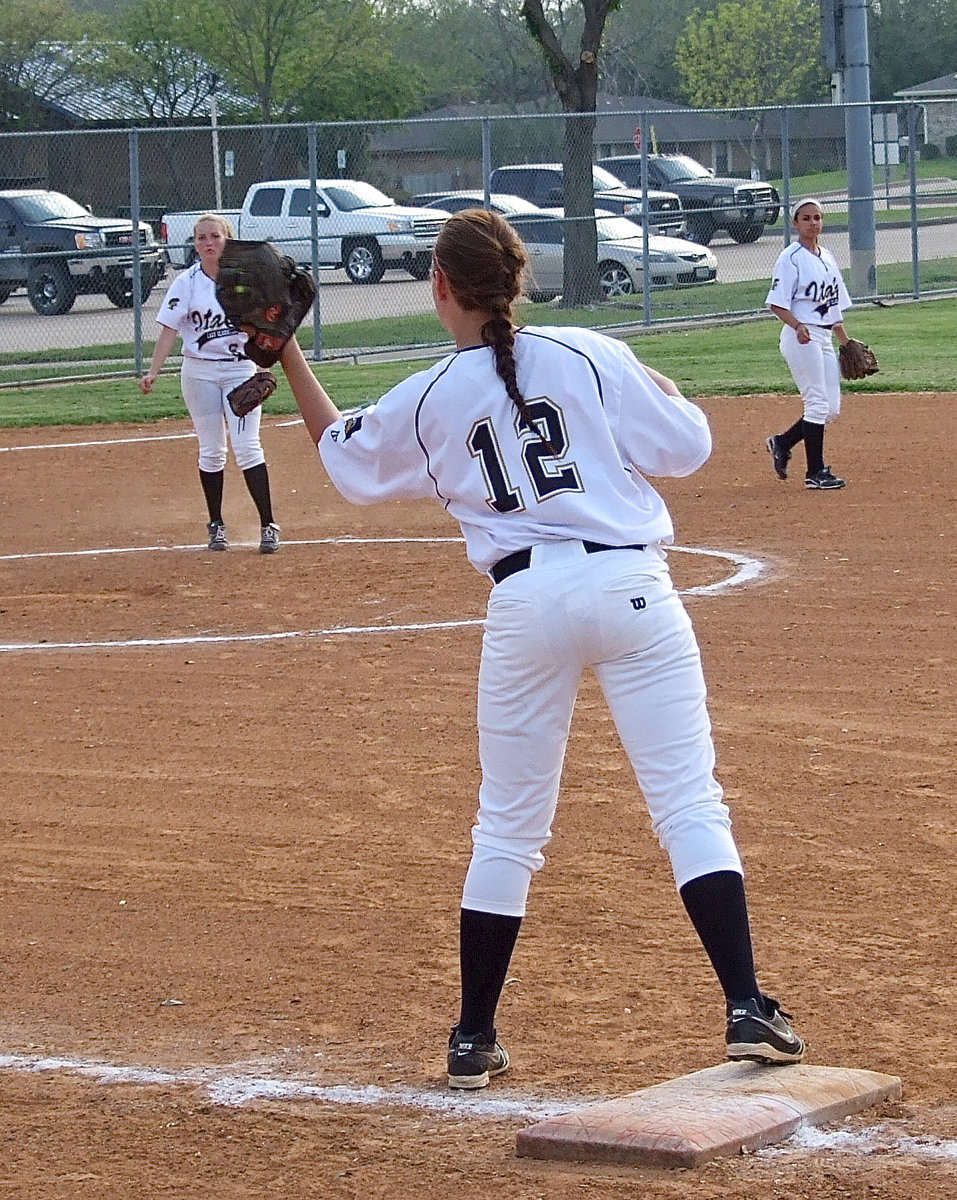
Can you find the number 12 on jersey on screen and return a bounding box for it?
[467,398,583,513]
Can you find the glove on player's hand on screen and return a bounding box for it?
[227,370,277,418]
[838,338,880,380]
[216,239,316,368]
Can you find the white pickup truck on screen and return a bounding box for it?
[160,179,449,284]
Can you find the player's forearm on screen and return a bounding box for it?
[279,337,342,446]
[769,305,805,332]
[145,325,178,378]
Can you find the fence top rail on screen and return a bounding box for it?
[0,99,930,141]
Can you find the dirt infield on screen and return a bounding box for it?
[1,391,955,1199]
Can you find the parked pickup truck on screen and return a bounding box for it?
[488,163,684,236]
[161,179,449,284]
[0,189,166,315]
[597,154,781,245]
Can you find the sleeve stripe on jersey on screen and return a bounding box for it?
[518,330,605,406]
[413,354,461,510]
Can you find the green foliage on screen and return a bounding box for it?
[675,0,828,108]
[77,0,218,120]
[870,0,957,101]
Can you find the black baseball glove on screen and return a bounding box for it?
[838,338,880,380]
[227,370,277,418]
[216,239,316,368]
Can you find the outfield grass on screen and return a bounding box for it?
[1,296,954,428]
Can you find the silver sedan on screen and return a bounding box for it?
[517,211,718,300]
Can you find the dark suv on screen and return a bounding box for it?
[488,163,684,236]
[597,154,780,245]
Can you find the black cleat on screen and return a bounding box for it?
[447,1025,510,1089]
[766,435,790,480]
[726,995,805,1064]
[206,520,229,550]
[804,466,846,490]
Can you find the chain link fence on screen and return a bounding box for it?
[2,99,955,386]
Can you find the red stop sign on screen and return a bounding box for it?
[633,127,641,151]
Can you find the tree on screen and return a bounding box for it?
[675,0,828,174]
[521,0,623,306]
[388,0,554,110]
[870,0,957,100]
[601,0,718,102]
[0,0,99,128]
[188,0,407,125]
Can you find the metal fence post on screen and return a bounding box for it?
[482,117,492,207]
[129,128,144,374]
[639,111,651,326]
[780,107,791,248]
[908,104,920,299]
[308,123,322,362]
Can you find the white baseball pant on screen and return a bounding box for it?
[462,540,742,918]
[779,324,842,425]
[181,361,265,472]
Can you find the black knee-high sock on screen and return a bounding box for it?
[778,416,806,452]
[458,908,522,1036]
[242,462,274,526]
[802,419,825,475]
[679,870,760,1006]
[199,469,224,524]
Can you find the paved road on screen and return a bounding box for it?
[3,222,954,357]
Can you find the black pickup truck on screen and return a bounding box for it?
[0,189,167,315]
[488,163,684,236]
[597,154,780,245]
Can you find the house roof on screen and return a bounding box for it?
[894,72,957,99]
[1,42,254,124]
[371,93,841,154]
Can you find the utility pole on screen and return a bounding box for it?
[823,0,876,295]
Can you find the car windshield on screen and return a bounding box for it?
[323,182,396,211]
[652,157,712,183]
[9,192,91,222]
[596,216,646,242]
[592,165,629,192]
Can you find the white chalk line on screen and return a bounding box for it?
[0,416,306,455]
[0,542,764,654]
[1,1051,952,1160]
[0,1051,581,1123]
[763,1121,957,1161]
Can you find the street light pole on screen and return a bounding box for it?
[210,73,223,210]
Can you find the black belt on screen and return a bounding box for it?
[489,541,647,585]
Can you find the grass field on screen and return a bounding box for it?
[1,296,954,428]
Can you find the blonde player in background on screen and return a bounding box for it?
[279,208,805,1088]
[140,213,281,553]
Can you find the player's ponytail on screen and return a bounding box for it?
[434,210,551,445]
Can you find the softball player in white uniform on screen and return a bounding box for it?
[141,214,281,552]
[279,209,804,1087]
[765,198,854,490]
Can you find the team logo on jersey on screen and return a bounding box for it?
[340,415,364,439]
[167,297,181,309]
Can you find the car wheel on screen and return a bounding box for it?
[598,260,636,298]
[27,260,77,316]
[0,285,12,305]
[343,239,385,284]
[729,223,764,243]
[686,216,715,245]
[406,254,432,281]
[104,273,155,308]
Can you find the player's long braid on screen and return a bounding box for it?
[434,210,556,452]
